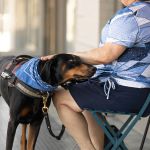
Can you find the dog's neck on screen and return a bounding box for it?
[38,60,59,86]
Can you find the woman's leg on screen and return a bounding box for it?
[52,88,104,150]
[83,110,104,150]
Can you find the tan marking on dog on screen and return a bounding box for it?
[27,125,37,150]
[62,64,91,82]
[21,124,27,150]
[20,107,32,117]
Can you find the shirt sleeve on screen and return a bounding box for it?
[106,13,139,48]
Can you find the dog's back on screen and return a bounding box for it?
[0,56,15,104]
[0,56,31,104]
[0,56,15,73]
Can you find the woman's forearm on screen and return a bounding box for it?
[70,43,126,65]
[41,43,126,64]
[70,48,104,65]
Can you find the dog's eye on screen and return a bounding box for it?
[68,60,81,65]
[68,60,74,62]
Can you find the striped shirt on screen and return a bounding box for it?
[95,1,150,88]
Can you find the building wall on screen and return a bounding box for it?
[73,0,100,50]
[71,0,122,51]
[99,0,122,32]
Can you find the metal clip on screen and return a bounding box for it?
[42,92,49,113]
[1,72,11,79]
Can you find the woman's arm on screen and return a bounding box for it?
[72,43,126,65]
[41,42,126,65]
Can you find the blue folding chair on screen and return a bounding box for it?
[139,115,150,150]
[89,93,150,150]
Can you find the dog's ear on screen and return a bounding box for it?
[39,58,63,86]
[39,59,54,84]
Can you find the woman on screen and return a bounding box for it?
[41,0,150,149]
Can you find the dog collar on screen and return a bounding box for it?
[15,58,57,92]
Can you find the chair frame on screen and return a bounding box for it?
[139,115,150,150]
[90,93,150,150]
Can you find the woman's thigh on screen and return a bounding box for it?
[52,87,83,112]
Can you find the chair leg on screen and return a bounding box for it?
[139,116,150,150]
[92,112,128,150]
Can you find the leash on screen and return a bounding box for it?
[14,80,66,140]
[15,83,66,140]
[42,93,65,140]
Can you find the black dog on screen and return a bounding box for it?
[0,54,96,150]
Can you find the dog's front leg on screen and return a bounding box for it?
[27,118,43,150]
[21,124,27,150]
[6,118,19,150]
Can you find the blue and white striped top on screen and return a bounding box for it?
[95,1,150,88]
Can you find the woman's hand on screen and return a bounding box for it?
[40,55,55,61]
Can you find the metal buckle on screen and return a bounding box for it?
[1,72,11,79]
[42,92,49,113]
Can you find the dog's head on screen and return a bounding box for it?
[39,54,96,86]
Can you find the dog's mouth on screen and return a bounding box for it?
[60,75,89,85]
[68,66,97,82]
[60,65,97,86]
[88,66,97,77]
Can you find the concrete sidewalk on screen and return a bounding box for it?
[0,97,150,150]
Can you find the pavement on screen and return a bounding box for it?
[0,97,150,150]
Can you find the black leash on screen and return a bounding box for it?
[43,111,65,140]
[42,93,65,140]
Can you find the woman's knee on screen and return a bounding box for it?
[52,88,82,112]
[52,89,66,107]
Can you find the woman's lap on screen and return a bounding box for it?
[68,78,150,116]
